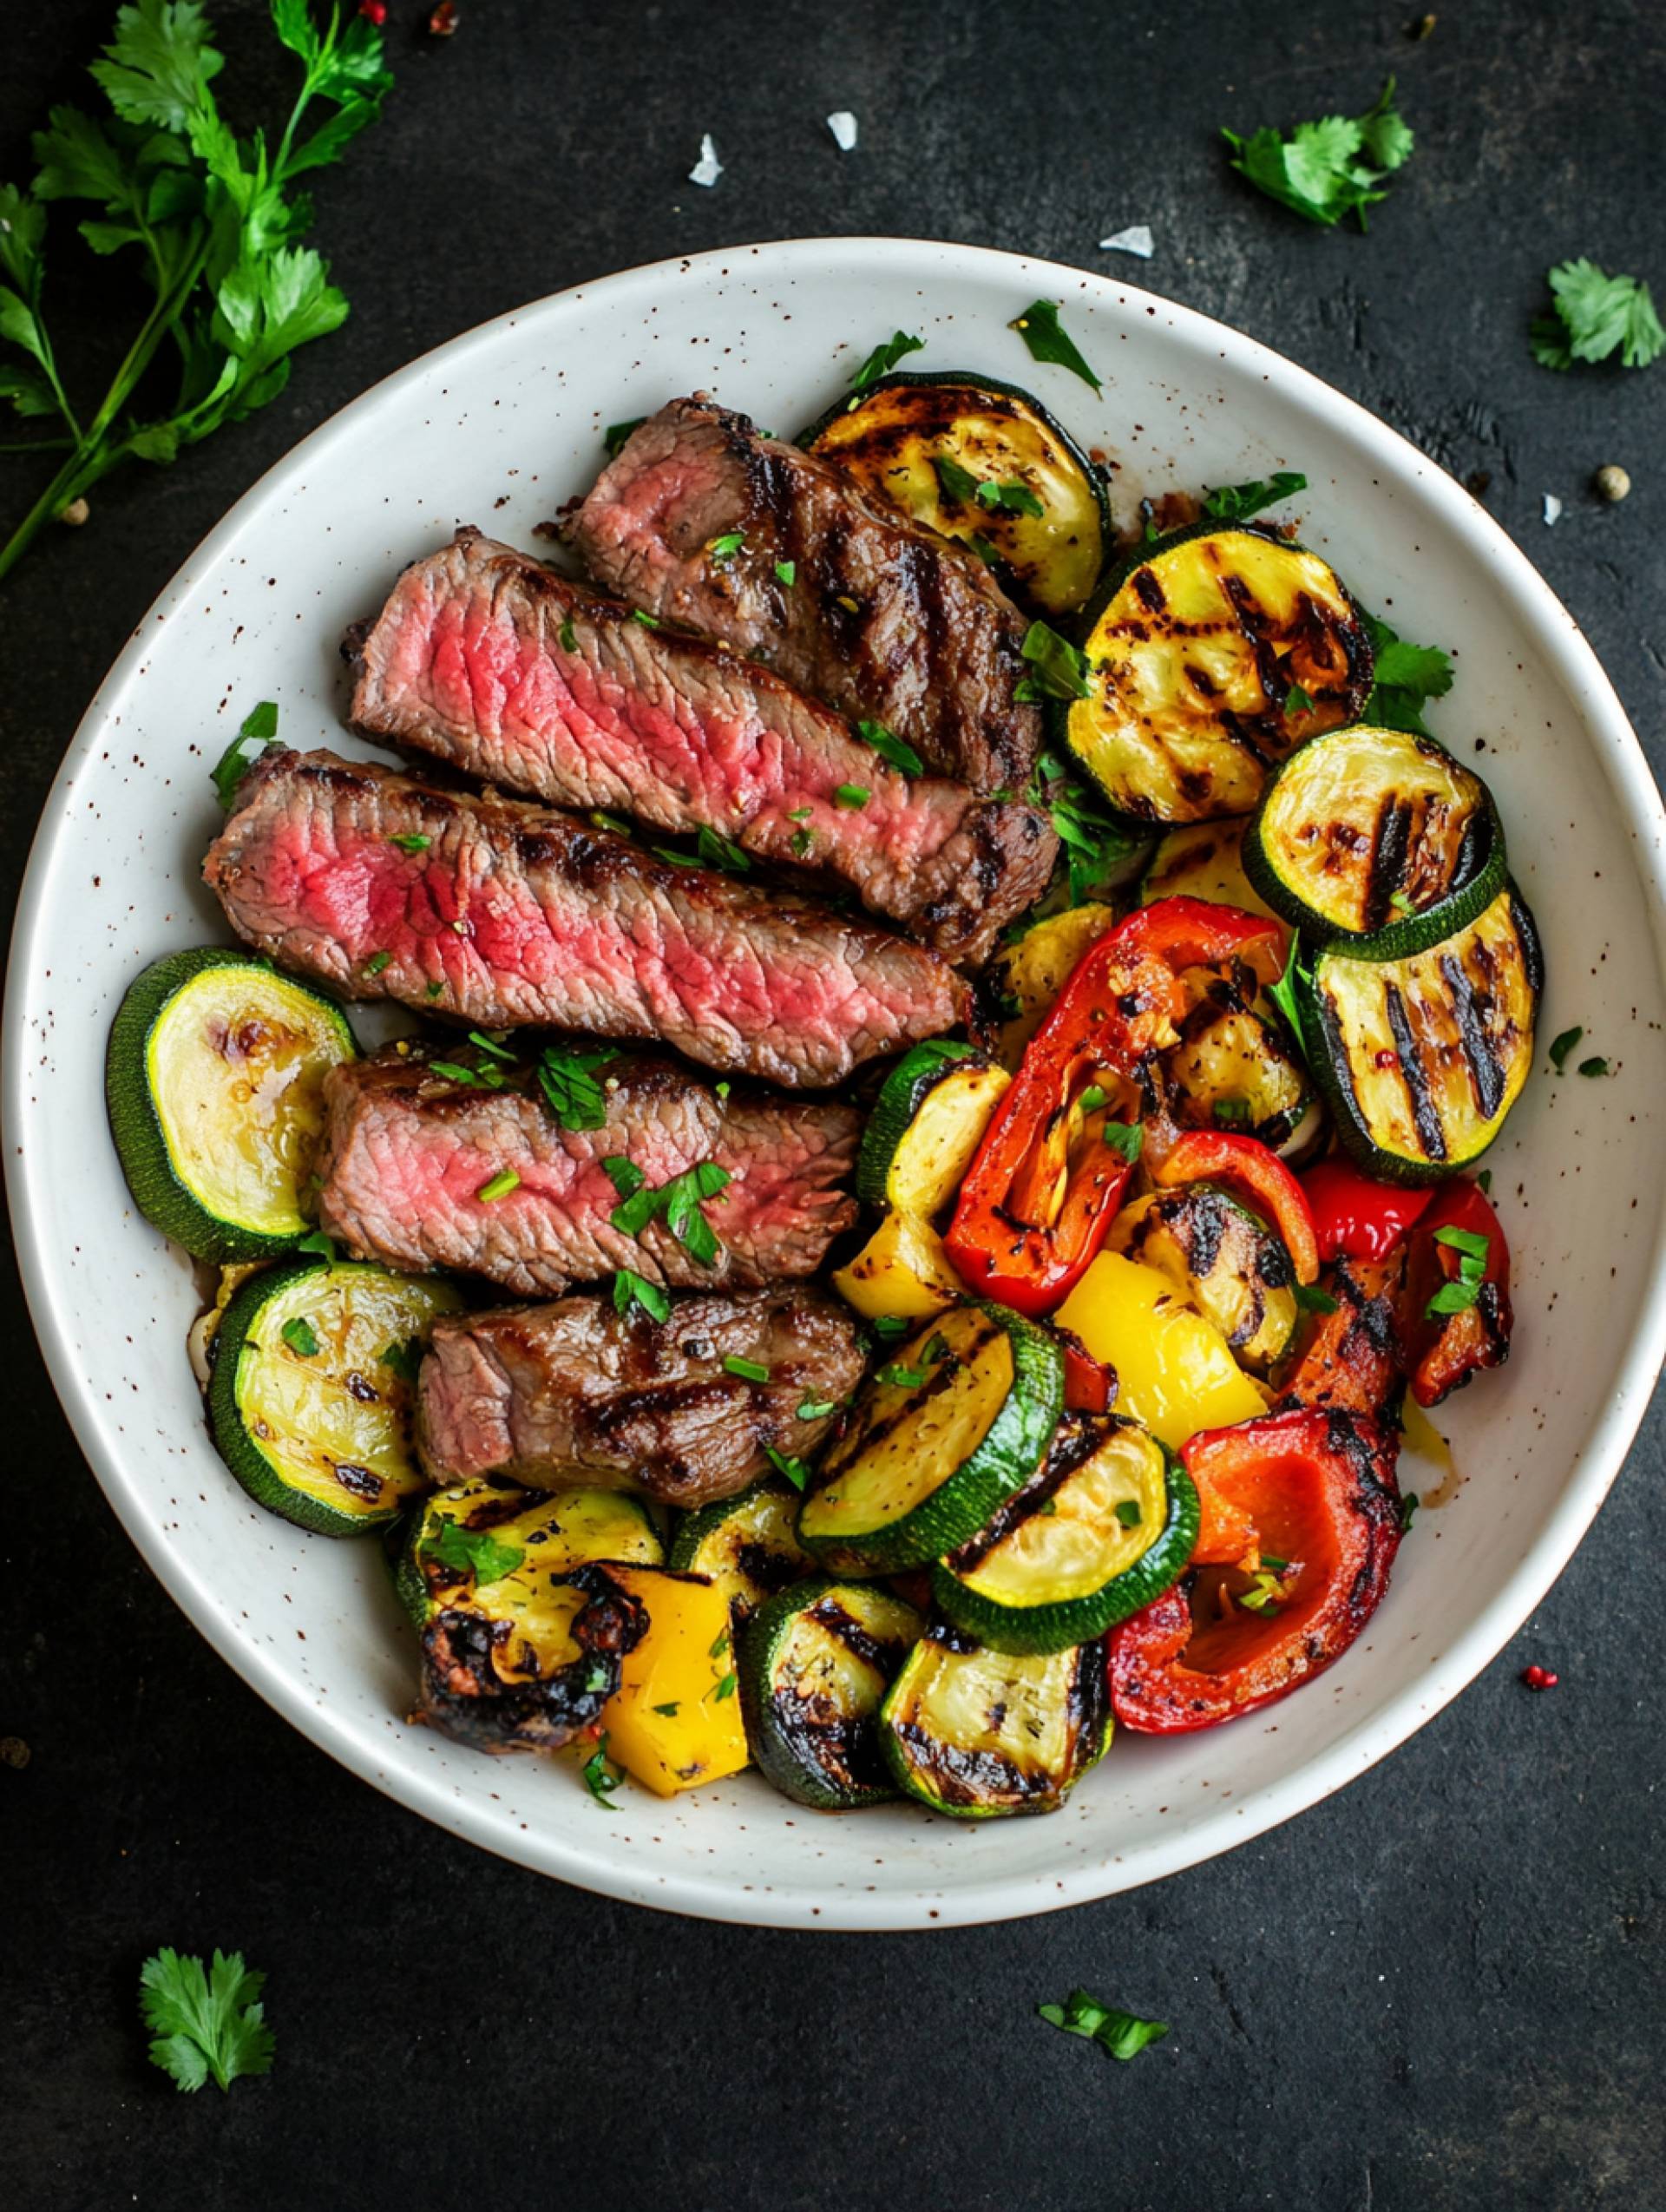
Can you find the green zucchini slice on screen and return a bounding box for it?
[1109,1187,1299,1371]
[397,1479,664,1629]
[208,1260,462,1535]
[1163,981,1313,1147]
[800,370,1110,615]
[1059,522,1374,824]
[108,947,357,1262]
[739,1578,924,1808]
[797,1303,1063,1572]
[933,1413,1197,1654]
[879,1625,1111,1818]
[1246,724,1503,945]
[1302,884,1542,1183]
[855,1040,1011,1213]
[667,1478,815,1628]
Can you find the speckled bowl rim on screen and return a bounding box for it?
[9,237,1666,1928]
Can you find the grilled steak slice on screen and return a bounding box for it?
[317,1045,858,1297]
[571,397,1043,794]
[417,1284,864,1507]
[346,530,1055,965]
[202,747,965,1087]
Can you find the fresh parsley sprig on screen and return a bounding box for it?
[1361,611,1454,739]
[1,0,392,585]
[1202,470,1307,526]
[1037,1987,1169,2064]
[1223,76,1413,232]
[1009,300,1103,394]
[1532,259,1663,373]
[419,1519,525,1587]
[140,1946,274,2093]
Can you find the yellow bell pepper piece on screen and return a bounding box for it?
[989,903,1118,1067]
[600,1566,749,1797]
[1053,1250,1269,1450]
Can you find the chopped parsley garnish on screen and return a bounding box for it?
[653,845,700,868]
[788,806,813,821]
[708,1627,731,1658]
[876,1361,928,1389]
[1102,1119,1145,1162]
[796,1398,837,1421]
[378,1337,422,1387]
[1266,928,1314,1059]
[1030,749,1147,905]
[1008,299,1103,393]
[979,478,1044,518]
[360,950,391,979]
[1477,1170,1492,1196]
[613,1269,670,1323]
[870,1314,913,1342]
[705,531,746,561]
[652,1701,680,1717]
[631,607,659,629]
[860,719,924,777]
[476,1169,520,1203]
[429,1058,503,1090]
[211,701,282,806]
[968,532,1002,567]
[601,1156,646,1200]
[1548,1026,1583,1072]
[1532,259,1663,372]
[467,1030,515,1061]
[1294,1282,1341,1316]
[1361,611,1455,738]
[141,1948,274,2094]
[1114,1500,1143,1529]
[609,1159,732,1266]
[604,418,645,457]
[1202,470,1308,525]
[536,1043,615,1131]
[1223,76,1413,231]
[696,824,751,872]
[834,783,870,810]
[559,616,578,653]
[1283,682,1315,719]
[419,1519,524,1585]
[1212,1098,1254,1126]
[790,827,814,857]
[724,1355,771,1383]
[849,328,925,391]
[933,454,981,502]
[279,1316,320,1359]
[582,1732,625,1805]
[1237,1566,1287,1613]
[1577,1055,1610,1079]
[1037,1988,1169,2064]
[1426,1225,1490,1317]
[1078,1084,1108,1114]
[1014,619,1091,702]
[389,832,431,854]
[775,559,796,587]
[295,1228,338,1261]
[424,981,445,1000]
[712,1670,738,1703]
[766,1447,811,1490]
[1400,1492,1419,1533]
[1388,889,1416,916]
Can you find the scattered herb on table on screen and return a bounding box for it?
[0,0,393,586]
[1223,76,1413,231]
[1037,1987,1170,2064]
[140,1946,274,2093]
[1008,299,1103,394]
[1547,1026,1583,1073]
[1400,1491,1419,1532]
[1531,260,1663,372]
[1577,1055,1610,1078]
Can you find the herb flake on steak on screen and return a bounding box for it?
[346,529,1056,964]
[571,397,1044,794]
[202,747,965,1088]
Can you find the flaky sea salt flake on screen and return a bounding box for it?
[1099,225,1154,259]
[827,111,858,151]
[1542,492,1563,526]
[689,135,724,189]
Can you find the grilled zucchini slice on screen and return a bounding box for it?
[1139,817,1282,929]
[208,1260,462,1534]
[1246,724,1504,945]
[800,370,1110,616]
[856,1042,1011,1212]
[879,1626,1111,1818]
[1109,1186,1299,1371]
[797,1303,1063,1572]
[668,1477,815,1628]
[740,1578,924,1808]
[1163,981,1313,1146]
[1302,884,1542,1182]
[1060,523,1373,824]
[108,947,357,1261]
[933,1413,1197,1653]
[397,1480,664,1628]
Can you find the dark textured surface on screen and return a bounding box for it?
[3,5,1663,2207]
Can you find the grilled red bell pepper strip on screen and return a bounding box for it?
[1152,1130,1320,1283]
[1301,1157,1433,1264]
[1405,1178,1512,1408]
[947,899,1283,1318]
[1058,1326,1117,1415]
[1108,1407,1403,1732]
[1277,1249,1408,1420]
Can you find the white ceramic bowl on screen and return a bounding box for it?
[9,239,1665,1929]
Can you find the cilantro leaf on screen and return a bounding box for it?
[1532,259,1663,372]
[1223,76,1413,232]
[1102,1119,1144,1162]
[1008,299,1102,393]
[850,328,924,391]
[1037,1987,1169,2064]
[1202,469,1307,525]
[419,1518,525,1586]
[140,1946,273,2093]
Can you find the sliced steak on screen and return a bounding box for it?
[417,1284,865,1507]
[203,747,964,1088]
[570,397,1043,794]
[346,529,1055,964]
[317,1045,858,1297]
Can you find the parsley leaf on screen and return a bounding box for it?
[1548,1026,1583,1072]
[1265,928,1314,1060]
[1016,620,1091,702]
[1009,299,1103,393]
[860,719,924,777]
[850,328,925,391]
[1294,1281,1341,1316]
[613,1268,670,1323]
[536,1043,615,1132]
[604,417,644,458]
[140,1947,274,2093]
[1202,470,1307,525]
[419,1518,525,1586]
[766,1446,811,1490]
[279,1315,319,1358]
[1357,610,1456,738]
[1400,1491,1419,1532]
[210,700,281,806]
[724,1355,771,1382]
[1223,76,1413,232]
[1532,259,1663,372]
[1577,1055,1610,1078]
[1037,1988,1169,2064]
[582,1731,625,1805]
[932,453,981,502]
[1102,1119,1145,1162]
